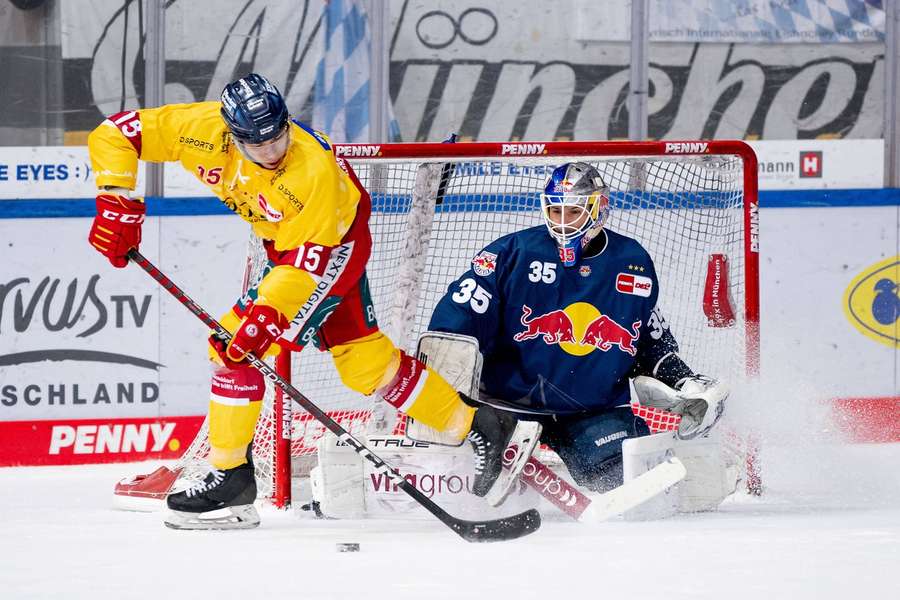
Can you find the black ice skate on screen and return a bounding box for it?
[164,458,259,530]
[467,403,541,504]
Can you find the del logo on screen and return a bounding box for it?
[616,273,653,297]
[472,251,497,276]
[257,193,283,222]
[843,255,900,348]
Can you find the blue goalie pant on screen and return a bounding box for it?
[541,406,651,493]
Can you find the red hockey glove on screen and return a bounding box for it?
[88,193,145,268]
[209,302,289,366]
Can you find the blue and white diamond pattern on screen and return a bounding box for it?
[313,0,372,143]
[653,0,884,43]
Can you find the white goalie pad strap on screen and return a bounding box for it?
[622,432,737,520]
[406,331,483,446]
[310,433,366,519]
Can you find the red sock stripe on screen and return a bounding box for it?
[380,352,426,412]
[211,366,265,404]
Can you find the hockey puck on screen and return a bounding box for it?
[336,542,360,553]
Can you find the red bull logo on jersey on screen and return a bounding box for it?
[513,303,641,357]
[472,251,497,276]
[580,315,640,356]
[513,305,576,344]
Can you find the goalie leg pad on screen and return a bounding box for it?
[310,432,480,519]
[671,436,739,512]
[622,432,680,520]
[622,432,738,519]
[310,433,366,519]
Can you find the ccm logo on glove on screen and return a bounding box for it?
[88,193,146,268]
[100,208,145,224]
[210,303,289,367]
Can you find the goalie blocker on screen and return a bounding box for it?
[409,332,541,506]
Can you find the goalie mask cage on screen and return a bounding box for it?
[143,140,760,508]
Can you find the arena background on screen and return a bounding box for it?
[0,0,896,466]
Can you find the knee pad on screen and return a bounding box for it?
[548,407,651,492]
[330,332,398,395]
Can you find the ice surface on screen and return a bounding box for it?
[2,442,899,600]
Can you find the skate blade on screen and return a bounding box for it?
[164,504,260,530]
[487,421,543,507]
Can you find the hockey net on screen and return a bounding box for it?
[116,140,759,508]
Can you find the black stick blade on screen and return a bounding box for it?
[451,508,541,543]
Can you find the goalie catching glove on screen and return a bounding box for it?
[209,301,288,367]
[632,375,728,440]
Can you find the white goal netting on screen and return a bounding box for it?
[168,142,759,504]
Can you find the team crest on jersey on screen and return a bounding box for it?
[257,193,283,222]
[579,265,591,277]
[616,273,653,297]
[472,251,497,276]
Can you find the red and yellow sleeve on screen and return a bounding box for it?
[87,102,222,190]
[87,117,141,190]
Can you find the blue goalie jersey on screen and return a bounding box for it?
[428,225,682,415]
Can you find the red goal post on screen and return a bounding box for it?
[114,140,760,510]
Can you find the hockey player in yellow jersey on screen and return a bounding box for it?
[87,74,522,529]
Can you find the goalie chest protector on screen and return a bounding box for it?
[429,225,675,414]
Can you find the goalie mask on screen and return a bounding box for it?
[540,162,610,267]
[221,73,290,169]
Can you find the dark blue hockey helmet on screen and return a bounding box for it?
[220,73,289,144]
[540,162,610,267]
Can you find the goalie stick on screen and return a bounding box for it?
[127,249,541,543]
[506,447,686,522]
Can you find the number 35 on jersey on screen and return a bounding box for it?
[452,278,492,314]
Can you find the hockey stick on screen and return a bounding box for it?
[127,249,540,543]
[506,448,686,522]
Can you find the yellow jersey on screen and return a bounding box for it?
[87,101,360,252]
